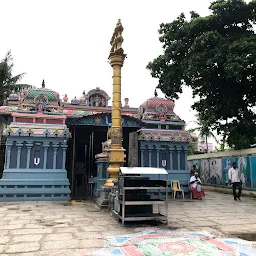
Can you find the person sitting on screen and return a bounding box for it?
[190,164,198,177]
[189,172,205,199]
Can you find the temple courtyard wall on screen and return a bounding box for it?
[188,148,256,190]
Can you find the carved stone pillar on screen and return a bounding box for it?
[61,142,68,169]
[52,144,59,169]
[6,141,13,169]
[140,146,146,167]
[184,149,188,170]
[43,143,50,169]
[156,146,161,168]
[26,143,33,169]
[148,146,153,167]
[177,146,181,171]
[128,132,138,167]
[169,147,173,170]
[16,143,23,169]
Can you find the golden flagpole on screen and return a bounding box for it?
[104,19,126,187]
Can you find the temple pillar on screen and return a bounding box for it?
[177,146,181,171]
[6,141,13,169]
[52,144,59,169]
[43,143,50,169]
[156,146,160,168]
[61,143,68,169]
[148,146,153,167]
[16,143,23,169]
[140,146,146,167]
[169,147,173,170]
[184,149,188,170]
[128,132,138,167]
[26,143,33,169]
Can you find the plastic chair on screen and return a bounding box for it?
[171,180,184,199]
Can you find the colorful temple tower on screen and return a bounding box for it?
[0,81,71,201]
[137,96,190,187]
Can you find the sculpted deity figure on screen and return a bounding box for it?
[89,97,94,106]
[37,103,44,113]
[63,94,68,103]
[94,95,101,107]
[124,98,129,108]
[108,127,123,144]
[101,97,106,107]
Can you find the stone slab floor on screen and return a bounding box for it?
[0,191,256,255]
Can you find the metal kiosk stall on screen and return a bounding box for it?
[117,167,168,226]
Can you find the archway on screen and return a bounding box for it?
[66,113,144,199]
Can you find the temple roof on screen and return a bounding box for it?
[3,122,70,138]
[138,128,190,143]
[138,96,182,123]
[141,97,175,111]
[23,80,60,103]
[24,88,60,102]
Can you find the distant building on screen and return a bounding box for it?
[198,141,214,152]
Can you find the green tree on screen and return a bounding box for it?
[187,133,198,155]
[0,51,32,106]
[147,0,256,150]
[0,51,32,146]
[0,51,33,174]
[188,114,218,153]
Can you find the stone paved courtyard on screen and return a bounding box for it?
[0,191,256,255]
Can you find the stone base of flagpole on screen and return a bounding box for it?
[96,186,112,209]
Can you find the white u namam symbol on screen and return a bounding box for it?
[162,160,167,167]
[34,158,40,166]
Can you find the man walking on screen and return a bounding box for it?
[228,162,242,201]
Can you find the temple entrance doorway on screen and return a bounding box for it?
[66,124,139,200]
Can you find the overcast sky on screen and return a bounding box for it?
[1,0,214,128]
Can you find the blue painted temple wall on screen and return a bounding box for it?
[139,141,190,197]
[93,138,190,198]
[8,140,64,169]
[0,136,70,201]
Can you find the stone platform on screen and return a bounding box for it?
[0,191,255,255]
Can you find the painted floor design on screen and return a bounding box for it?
[86,228,256,256]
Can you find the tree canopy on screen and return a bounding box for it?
[188,114,219,153]
[147,0,256,150]
[0,51,32,106]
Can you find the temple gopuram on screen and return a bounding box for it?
[0,81,190,201]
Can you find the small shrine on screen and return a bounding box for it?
[68,87,111,107]
[86,87,110,107]
[136,95,190,194]
[0,81,71,201]
[94,140,110,197]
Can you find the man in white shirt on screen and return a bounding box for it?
[228,162,242,201]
